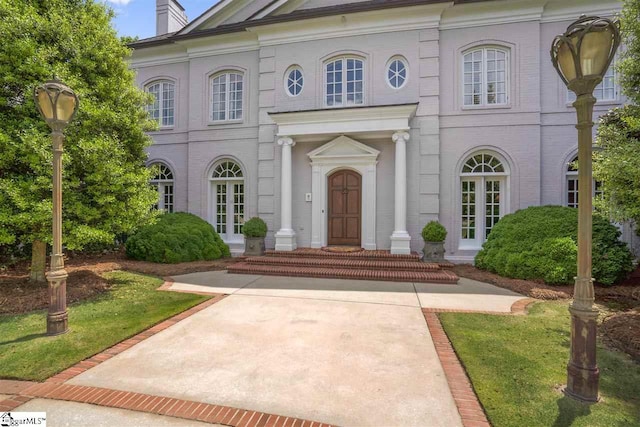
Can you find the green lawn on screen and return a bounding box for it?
[439,301,640,427]
[0,271,209,381]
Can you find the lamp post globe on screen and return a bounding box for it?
[34,79,79,336]
[550,16,620,403]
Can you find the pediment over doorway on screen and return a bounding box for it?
[307,135,380,161]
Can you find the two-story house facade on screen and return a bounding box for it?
[131,0,632,261]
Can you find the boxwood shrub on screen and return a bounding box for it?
[422,221,447,242]
[125,213,230,263]
[475,206,634,286]
[242,217,267,238]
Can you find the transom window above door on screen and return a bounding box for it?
[145,80,175,127]
[210,71,243,122]
[209,160,244,241]
[325,56,364,107]
[462,47,509,107]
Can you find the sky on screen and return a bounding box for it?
[106,0,219,40]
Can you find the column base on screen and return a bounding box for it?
[565,305,599,402]
[390,231,411,255]
[275,229,297,251]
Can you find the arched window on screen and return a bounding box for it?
[460,152,509,248]
[210,71,243,122]
[145,80,175,127]
[462,47,508,106]
[150,163,174,213]
[324,56,364,107]
[210,160,245,240]
[566,156,603,208]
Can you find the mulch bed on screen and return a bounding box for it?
[453,263,640,362]
[0,251,242,316]
[0,270,111,315]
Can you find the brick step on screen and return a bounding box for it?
[265,248,422,262]
[245,256,444,271]
[227,263,459,284]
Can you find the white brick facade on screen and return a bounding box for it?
[133,0,637,260]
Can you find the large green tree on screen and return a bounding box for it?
[593,0,640,228]
[0,0,158,277]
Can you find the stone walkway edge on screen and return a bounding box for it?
[0,276,537,427]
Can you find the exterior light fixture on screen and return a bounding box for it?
[34,79,79,336]
[550,16,620,402]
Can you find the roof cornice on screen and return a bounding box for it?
[130,0,453,49]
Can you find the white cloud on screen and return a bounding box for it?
[106,0,133,5]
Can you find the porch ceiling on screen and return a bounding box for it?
[268,103,418,141]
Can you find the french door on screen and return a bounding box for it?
[211,180,244,241]
[460,177,505,249]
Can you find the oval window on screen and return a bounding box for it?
[286,67,304,96]
[387,58,407,89]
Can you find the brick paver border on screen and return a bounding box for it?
[10,382,335,427]
[421,298,538,427]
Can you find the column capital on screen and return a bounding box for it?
[277,136,296,147]
[392,131,410,144]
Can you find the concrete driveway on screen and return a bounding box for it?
[26,272,526,426]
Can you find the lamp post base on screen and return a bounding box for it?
[565,306,599,402]
[46,268,69,336]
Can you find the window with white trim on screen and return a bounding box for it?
[210,160,244,240]
[285,66,304,97]
[566,156,603,208]
[325,56,364,107]
[210,72,243,122]
[567,64,617,102]
[387,57,408,89]
[462,47,508,107]
[150,163,174,213]
[460,153,508,248]
[146,81,175,127]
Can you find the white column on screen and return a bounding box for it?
[390,131,411,254]
[275,136,297,251]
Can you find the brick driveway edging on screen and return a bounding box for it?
[421,298,538,427]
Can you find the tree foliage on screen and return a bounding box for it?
[593,0,640,229]
[0,0,158,254]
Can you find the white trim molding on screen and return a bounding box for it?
[269,103,417,140]
[307,135,380,250]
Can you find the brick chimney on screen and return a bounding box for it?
[156,0,188,36]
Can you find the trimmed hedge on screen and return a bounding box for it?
[125,213,230,263]
[475,206,634,286]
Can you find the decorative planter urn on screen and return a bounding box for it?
[244,237,265,256]
[423,241,445,263]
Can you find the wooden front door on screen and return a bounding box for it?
[328,170,361,246]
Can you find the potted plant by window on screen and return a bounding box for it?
[421,220,447,263]
[242,217,267,256]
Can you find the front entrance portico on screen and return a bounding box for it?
[307,135,379,249]
[269,103,417,254]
